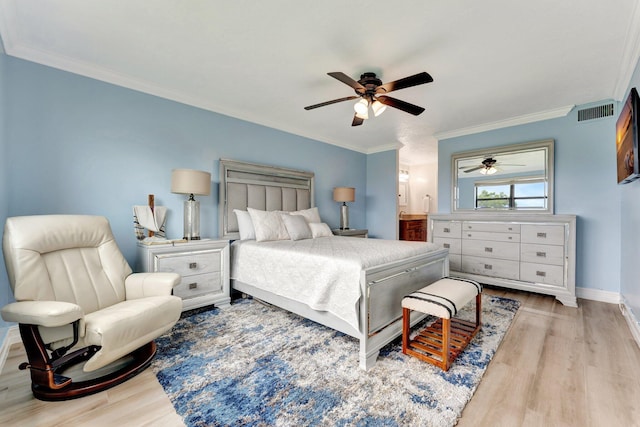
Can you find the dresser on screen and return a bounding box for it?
[429,214,577,307]
[137,239,230,311]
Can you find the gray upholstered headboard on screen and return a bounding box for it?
[219,159,315,239]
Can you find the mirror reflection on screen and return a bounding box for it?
[452,139,554,213]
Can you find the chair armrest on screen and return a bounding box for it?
[1,301,83,327]
[125,272,181,300]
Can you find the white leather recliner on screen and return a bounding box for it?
[1,215,183,400]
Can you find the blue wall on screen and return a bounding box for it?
[0,54,398,322]
[0,51,9,336]
[438,105,621,294]
[366,150,398,239]
[620,58,640,323]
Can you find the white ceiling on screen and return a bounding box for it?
[1,1,639,164]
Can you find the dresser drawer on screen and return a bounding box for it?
[463,230,520,243]
[463,222,521,234]
[520,263,564,287]
[521,225,565,245]
[155,250,221,276]
[449,254,462,272]
[462,239,520,261]
[174,272,223,299]
[521,243,565,266]
[433,237,462,254]
[462,256,520,280]
[432,221,462,238]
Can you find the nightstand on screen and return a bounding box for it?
[332,228,369,238]
[136,239,230,311]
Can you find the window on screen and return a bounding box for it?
[475,178,546,209]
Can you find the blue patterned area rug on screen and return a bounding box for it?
[152,294,520,427]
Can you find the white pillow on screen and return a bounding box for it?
[309,222,334,238]
[234,209,256,240]
[290,207,322,224]
[281,214,312,241]
[247,208,290,242]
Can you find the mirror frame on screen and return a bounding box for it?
[451,139,554,214]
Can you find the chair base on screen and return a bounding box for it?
[30,341,157,401]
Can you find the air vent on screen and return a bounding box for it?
[577,103,614,122]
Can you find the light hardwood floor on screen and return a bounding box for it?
[1,287,639,426]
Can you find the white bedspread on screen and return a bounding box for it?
[230,237,442,330]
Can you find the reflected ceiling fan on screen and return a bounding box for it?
[460,157,524,175]
[304,71,433,126]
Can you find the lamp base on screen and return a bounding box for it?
[339,203,349,230]
[183,198,201,240]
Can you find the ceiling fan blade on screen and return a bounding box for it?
[377,95,425,116]
[304,96,359,110]
[463,165,484,173]
[352,114,364,126]
[328,72,365,91]
[376,72,433,94]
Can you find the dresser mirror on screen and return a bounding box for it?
[451,139,554,213]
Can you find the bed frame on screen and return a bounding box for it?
[219,159,449,370]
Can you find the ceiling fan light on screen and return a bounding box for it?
[486,166,497,175]
[354,98,369,115]
[355,110,369,120]
[371,100,387,117]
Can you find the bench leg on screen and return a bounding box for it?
[402,307,410,355]
[442,317,451,371]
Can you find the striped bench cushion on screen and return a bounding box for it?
[402,277,482,319]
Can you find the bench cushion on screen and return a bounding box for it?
[402,277,481,319]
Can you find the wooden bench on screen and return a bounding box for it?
[402,277,482,371]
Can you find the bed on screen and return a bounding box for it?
[219,159,449,370]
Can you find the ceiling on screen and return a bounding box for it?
[1,1,639,164]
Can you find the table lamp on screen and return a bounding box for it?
[171,168,211,240]
[333,187,355,230]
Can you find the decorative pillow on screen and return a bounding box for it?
[234,209,256,240]
[290,206,322,224]
[309,222,333,238]
[247,208,290,242]
[281,214,312,241]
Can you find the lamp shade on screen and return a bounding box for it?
[171,169,211,196]
[333,187,355,203]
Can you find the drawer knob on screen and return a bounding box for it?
[536,271,546,277]
[484,247,493,253]
[443,243,450,248]
[536,251,547,257]
[537,232,547,238]
[484,264,493,270]
[188,282,198,289]
[444,227,450,233]
[189,262,197,269]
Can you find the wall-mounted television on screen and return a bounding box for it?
[616,87,640,184]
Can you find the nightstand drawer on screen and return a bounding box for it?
[174,273,222,299]
[156,250,221,276]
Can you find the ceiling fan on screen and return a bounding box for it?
[304,71,433,126]
[460,157,524,175]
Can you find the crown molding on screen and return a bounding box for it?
[433,105,574,141]
[613,1,640,101]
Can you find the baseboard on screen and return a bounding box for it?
[0,325,21,374]
[575,287,621,304]
[620,298,640,350]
